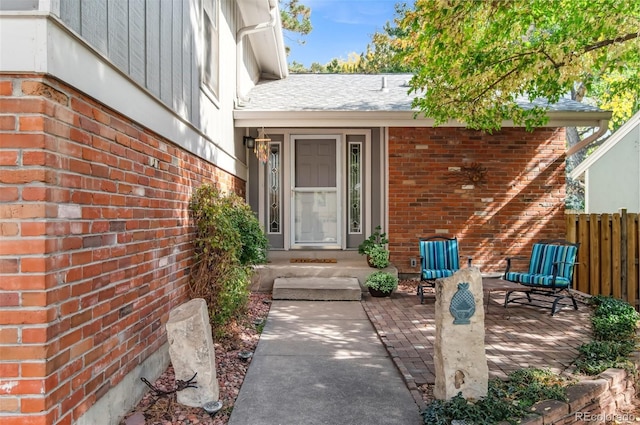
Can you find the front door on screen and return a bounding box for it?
[291,135,341,248]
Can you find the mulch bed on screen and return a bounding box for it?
[119,293,272,425]
[120,283,433,425]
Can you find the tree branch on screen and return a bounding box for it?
[470,65,520,104]
[583,32,639,54]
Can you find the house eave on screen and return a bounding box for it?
[234,110,612,129]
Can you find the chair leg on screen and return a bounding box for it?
[550,291,579,316]
[504,290,514,307]
[417,284,424,304]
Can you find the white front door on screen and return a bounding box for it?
[291,135,341,248]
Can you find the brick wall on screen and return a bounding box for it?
[0,74,244,424]
[388,126,567,275]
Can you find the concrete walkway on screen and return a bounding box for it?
[228,301,422,425]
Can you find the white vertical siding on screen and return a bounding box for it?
[128,0,146,85]
[145,0,160,96]
[587,127,640,213]
[159,0,172,105]
[108,0,129,69]
[60,0,80,32]
[80,0,107,55]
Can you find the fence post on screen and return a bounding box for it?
[600,213,612,297]
[612,213,622,299]
[621,208,628,302]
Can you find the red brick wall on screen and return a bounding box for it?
[0,74,244,425]
[388,126,567,275]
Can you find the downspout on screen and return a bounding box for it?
[236,0,281,107]
[566,119,609,157]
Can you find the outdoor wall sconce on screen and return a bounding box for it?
[244,128,271,163]
[243,136,255,149]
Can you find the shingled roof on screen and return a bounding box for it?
[234,73,610,128]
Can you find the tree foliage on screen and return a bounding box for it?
[394,0,640,131]
[287,4,413,74]
[280,0,312,55]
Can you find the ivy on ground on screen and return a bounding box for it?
[574,295,639,375]
[422,368,569,425]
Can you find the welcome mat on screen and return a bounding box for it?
[290,258,337,263]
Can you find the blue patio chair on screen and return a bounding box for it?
[503,239,580,315]
[417,236,472,304]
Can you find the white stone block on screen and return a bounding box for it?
[434,267,488,400]
[166,298,219,407]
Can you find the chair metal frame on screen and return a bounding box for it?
[417,236,472,304]
[503,239,580,316]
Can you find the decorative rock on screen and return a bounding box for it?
[124,412,146,425]
[166,298,219,407]
[434,267,488,400]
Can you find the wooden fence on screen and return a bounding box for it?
[566,209,640,308]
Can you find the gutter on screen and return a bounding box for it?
[234,110,612,129]
[236,0,285,107]
[566,119,609,157]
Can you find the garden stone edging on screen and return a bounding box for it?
[501,351,640,425]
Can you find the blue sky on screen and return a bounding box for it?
[284,0,400,68]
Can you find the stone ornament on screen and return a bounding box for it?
[166,298,219,407]
[449,282,476,324]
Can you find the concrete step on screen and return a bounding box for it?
[272,277,361,301]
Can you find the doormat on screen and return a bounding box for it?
[290,258,337,263]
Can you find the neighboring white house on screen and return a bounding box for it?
[570,111,640,213]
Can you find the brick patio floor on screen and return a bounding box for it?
[361,280,594,395]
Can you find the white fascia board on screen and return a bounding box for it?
[0,14,49,71]
[545,111,612,127]
[235,111,458,127]
[1,14,245,180]
[234,110,612,129]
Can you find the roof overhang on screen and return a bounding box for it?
[234,110,612,129]
[236,0,288,80]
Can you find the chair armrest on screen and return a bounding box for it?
[504,256,529,276]
[550,260,579,277]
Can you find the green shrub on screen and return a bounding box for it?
[357,225,389,255]
[367,244,390,268]
[590,295,639,341]
[226,196,268,266]
[574,340,636,375]
[189,184,267,336]
[364,271,398,292]
[421,368,568,425]
[574,295,639,375]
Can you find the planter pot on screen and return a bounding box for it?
[368,287,392,298]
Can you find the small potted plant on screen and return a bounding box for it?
[358,226,390,268]
[366,244,390,268]
[364,271,398,297]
